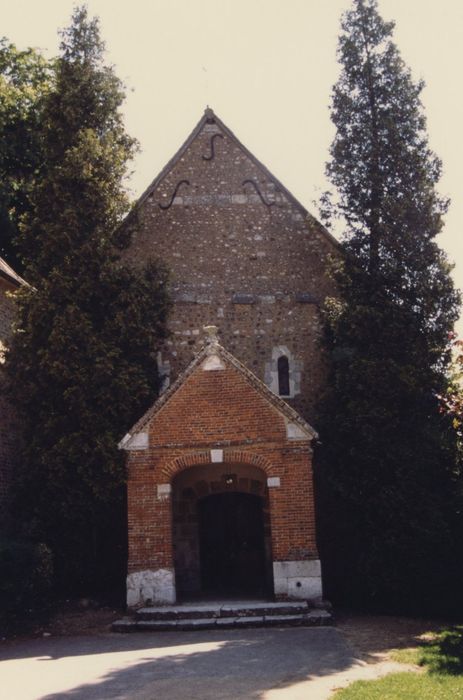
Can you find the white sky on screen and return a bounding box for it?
[2,0,463,327]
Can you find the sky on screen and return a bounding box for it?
[2,0,463,327]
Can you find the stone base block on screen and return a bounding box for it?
[127,569,176,608]
[273,560,322,601]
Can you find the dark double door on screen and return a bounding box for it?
[198,492,266,595]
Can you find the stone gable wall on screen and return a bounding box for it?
[121,115,339,424]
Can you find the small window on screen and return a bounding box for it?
[277,355,290,396]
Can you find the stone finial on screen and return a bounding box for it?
[203,325,219,345]
[204,106,215,123]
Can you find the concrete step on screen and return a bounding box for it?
[112,608,332,632]
[135,600,310,621]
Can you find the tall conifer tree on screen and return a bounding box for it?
[317,0,461,613]
[0,40,51,270]
[7,7,169,592]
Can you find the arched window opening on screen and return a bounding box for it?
[277,355,290,396]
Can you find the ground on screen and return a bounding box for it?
[335,609,446,663]
[0,605,450,699]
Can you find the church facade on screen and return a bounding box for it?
[120,109,339,606]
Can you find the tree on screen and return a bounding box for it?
[317,0,462,614]
[0,40,52,270]
[6,7,170,593]
[438,336,463,452]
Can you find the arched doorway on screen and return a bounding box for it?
[199,492,266,595]
[172,463,273,599]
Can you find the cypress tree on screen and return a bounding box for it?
[317,0,461,613]
[6,7,170,594]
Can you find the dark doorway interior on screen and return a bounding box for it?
[198,492,266,595]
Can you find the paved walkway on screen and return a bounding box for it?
[0,626,404,700]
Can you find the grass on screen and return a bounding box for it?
[335,672,463,699]
[335,626,463,699]
[388,647,421,665]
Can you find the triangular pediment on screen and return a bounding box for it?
[121,108,338,251]
[119,336,317,450]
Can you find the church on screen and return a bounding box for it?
[118,108,340,607]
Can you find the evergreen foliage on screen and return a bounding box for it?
[0,538,53,625]
[6,7,170,593]
[317,0,462,613]
[0,39,52,270]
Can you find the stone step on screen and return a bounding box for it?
[135,600,310,621]
[112,608,332,632]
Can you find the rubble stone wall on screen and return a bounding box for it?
[121,112,339,424]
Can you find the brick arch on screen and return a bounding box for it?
[173,471,268,503]
[171,457,273,597]
[161,449,275,480]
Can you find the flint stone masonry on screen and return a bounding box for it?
[120,109,339,424]
[119,109,330,607]
[295,292,319,304]
[265,345,302,399]
[232,293,255,305]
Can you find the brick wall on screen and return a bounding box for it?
[121,110,339,424]
[125,350,320,603]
